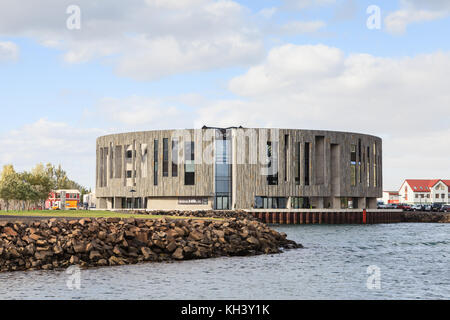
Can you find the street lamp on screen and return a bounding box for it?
[130,189,136,210]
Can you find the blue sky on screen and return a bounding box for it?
[0,0,449,190]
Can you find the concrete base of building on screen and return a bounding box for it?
[96,196,379,210]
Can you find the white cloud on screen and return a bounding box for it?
[257,7,278,19]
[94,96,197,131]
[385,9,446,34]
[0,41,18,62]
[0,119,104,188]
[195,44,450,189]
[0,0,264,80]
[385,0,450,34]
[282,0,336,10]
[277,20,326,35]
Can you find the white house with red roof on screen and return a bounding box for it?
[382,191,400,204]
[398,179,450,205]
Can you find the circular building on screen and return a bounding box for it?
[96,127,382,210]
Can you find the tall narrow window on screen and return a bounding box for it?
[267,141,278,185]
[373,143,377,187]
[163,138,169,177]
[295,142,301,185]
[153,139,158,186]
[172,138,178,177]
[284,134,289,182]
[115,145,122,179]
[358,139,362,183]
[304,142,310,186]
[367,146,370,187]
[350,144,356,186]
[185,141,195,185]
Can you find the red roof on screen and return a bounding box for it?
[403,179,448,192]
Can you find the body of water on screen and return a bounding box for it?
[1,223,449,299]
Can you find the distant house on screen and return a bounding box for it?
[45,189,81,210]
[382,191,399,204]
[398,179,450,205]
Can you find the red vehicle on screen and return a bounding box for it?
[396,204,412,211]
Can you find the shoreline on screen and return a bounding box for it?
[0,215,301,273]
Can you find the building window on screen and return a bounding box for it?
[350,144,356,186]
[154,140,158,186]
[215,129,232,209]
[163,138,169,177]
[373,143,377,187]
[295,142,300,185]
[291,197,310,209]
[415,194,418,198]
[184,141,195,185]
[304,142,310,186]
[436,194,440,199]
[254,196,287,209]
[284,134,289,182]
[115,145,122,179]
[172,138,178,177]
[358,139,362,183]
[126,150,132,159]
[267,141,278,185]
[366,146,370,187]
[126,170,132,178]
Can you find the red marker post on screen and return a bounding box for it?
[362,209,367,224]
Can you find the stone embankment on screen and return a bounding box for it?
[401,212,450,223]
[0,216,301,273]
[120,209,258,220]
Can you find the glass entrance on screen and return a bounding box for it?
[214,129,232,210]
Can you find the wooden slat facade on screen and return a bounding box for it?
[96,128,383,209]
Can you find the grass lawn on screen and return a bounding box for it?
[0,210,221,221]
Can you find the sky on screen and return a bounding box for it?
[0,0,449,191]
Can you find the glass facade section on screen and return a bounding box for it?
[214,129,232,209]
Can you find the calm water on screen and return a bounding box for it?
[1,223,449,300]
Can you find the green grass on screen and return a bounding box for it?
[0,210,221,221]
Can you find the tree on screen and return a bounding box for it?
[0,162,88,211]
[22,164,53,209]
[16,173,37,210]
[0,165,20,211]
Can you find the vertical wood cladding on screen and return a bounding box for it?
[96,128,382,209]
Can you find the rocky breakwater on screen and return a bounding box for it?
[0,217,301,272]
[401,212,450,223]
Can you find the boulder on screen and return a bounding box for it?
[3,227,18,237]
[73,243,86,253]
[69,255,79,264]
[188,230,203,241]
[89,250,102,261]
[172,247,184,260]
[166,241,177,252]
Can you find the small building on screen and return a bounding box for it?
[45,189,81,210]
[398,179,450,205]
[83,192,97,209]
[382,191,399,204]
